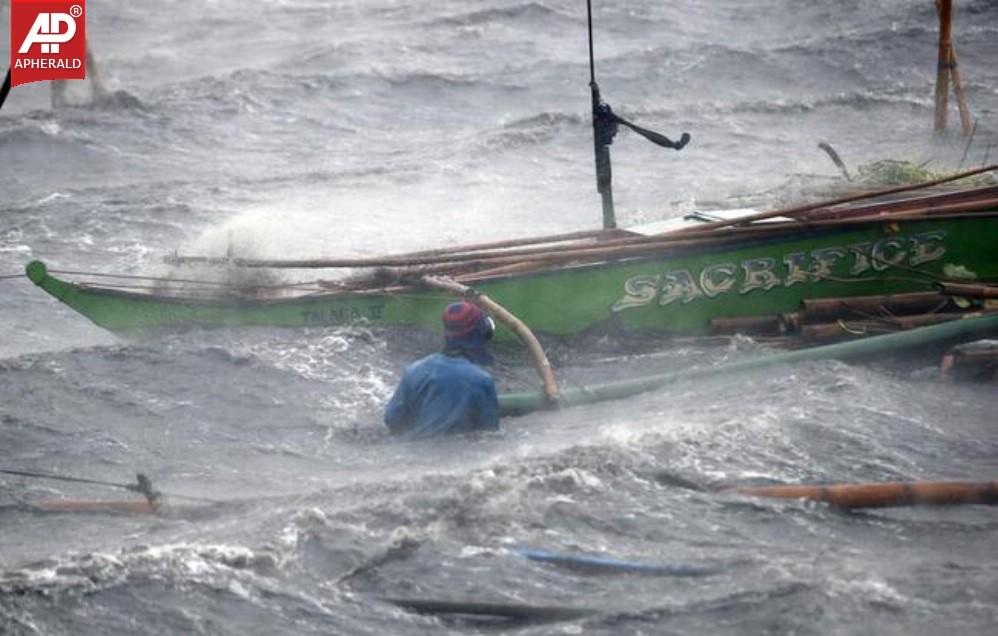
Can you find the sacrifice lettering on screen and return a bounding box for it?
[612,231,946,311]
[301,304,385,325]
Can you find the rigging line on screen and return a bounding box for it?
[49,268,329,290]
[74,274,367,294]
[70,282,270,296]
[0,468,218,503]
[834,320,870,336]
[864,253,951,284]
[71,281,330,296]
[813,250,964,287]
[0,273,24,280]
[50,269,251,286]
[813,272,940,287]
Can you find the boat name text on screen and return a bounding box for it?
[301,304,385,326]
[612,231,946,312]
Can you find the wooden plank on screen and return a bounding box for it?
[734,481,998,509]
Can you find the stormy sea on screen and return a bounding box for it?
[2,0,998,633]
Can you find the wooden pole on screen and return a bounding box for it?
[85,40,109,99]
[733,480,998,509]
[416,275,560,404]
[949,47,973,136]
[671,163,998,233]
[934,0,953,133]
[935,282,998,299]
[936,0,974,137]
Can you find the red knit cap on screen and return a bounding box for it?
[442,301,484,338]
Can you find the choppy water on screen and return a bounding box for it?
[2,1,998,634]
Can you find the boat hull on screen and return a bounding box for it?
[26,216,998,336]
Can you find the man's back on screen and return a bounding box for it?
[384,352,499,438]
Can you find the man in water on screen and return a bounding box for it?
[384,301,499,438]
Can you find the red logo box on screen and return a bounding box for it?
[10,0,86,87]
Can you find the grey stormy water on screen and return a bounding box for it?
[2,0,998,634]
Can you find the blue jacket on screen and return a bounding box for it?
[384,352,499,438]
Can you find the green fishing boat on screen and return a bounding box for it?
[24,181,998,338]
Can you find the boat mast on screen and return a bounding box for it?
[585,1,691,230]
[587,0,616,229]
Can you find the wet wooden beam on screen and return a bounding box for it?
[936,282,998,299]
[733,480,998,508]
[934,0,973,135]
[934,0,954,132]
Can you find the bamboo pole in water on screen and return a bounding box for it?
[732,481,998,509]
[498,311,998,415]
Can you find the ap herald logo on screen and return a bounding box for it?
[10,0,86,87]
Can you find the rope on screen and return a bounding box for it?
[72,279,455,303]
[0,468,218,503]
[812,272,939,287]
[51,269,250,287]
[0,273,24,280]
[71,281,329,296]
[50,269,331,290]
[835,319,869,336]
